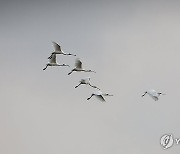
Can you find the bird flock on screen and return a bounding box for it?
[43,41,113,102]
[43,41,165,102]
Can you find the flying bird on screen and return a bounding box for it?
[48,41,76,59]
[141,89,165,101]
[87,91,113,102]
[75,77,100,90]
[68,59,96,75]
[43,54,70,70]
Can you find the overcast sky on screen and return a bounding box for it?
[1,0,180,153]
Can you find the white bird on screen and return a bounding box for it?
[68,59,96,75]
[87,91,113,102]
[75,77,100,90]
[43,54,70,70]
[141,89,165,101]
[48,41,76,59]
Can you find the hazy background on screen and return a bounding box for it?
[1,0,180,153]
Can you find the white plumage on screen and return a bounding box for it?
[68,59,96,75]
[43,54,70,70]
[48,41,76,59]
[75,77,100,90]
[87,91,113,102]
[142,89,165,101]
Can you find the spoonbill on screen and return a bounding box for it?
[87,91,113,102]
[43,54,70,70]
[142,89,165,101]
[75,77,100,90]
[48,41,76,59]
[68,59,96,75]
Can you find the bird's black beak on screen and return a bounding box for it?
[142,92,147,97]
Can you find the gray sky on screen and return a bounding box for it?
[1,0,180,153]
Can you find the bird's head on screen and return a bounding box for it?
[68,53,76,56]
[158,92,166,95]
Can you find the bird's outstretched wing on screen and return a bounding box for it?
[80,79,86,83]
[52,41,62,52]
[151,96,158,101]
[96,95,106,102]
[50,54,56,63]
[75,59,82,69]
[81,77,90,83]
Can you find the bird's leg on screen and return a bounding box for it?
[75,83,82,88]
[43,64,48,70]
[88,83,100,90]
[87,94,94,100]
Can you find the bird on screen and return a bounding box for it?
[87,91,113,102]
[48,41,76,59]
[141,89,165,101]
[75,77,100,90]
[68,59,96,75]
[43,54,70,70]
